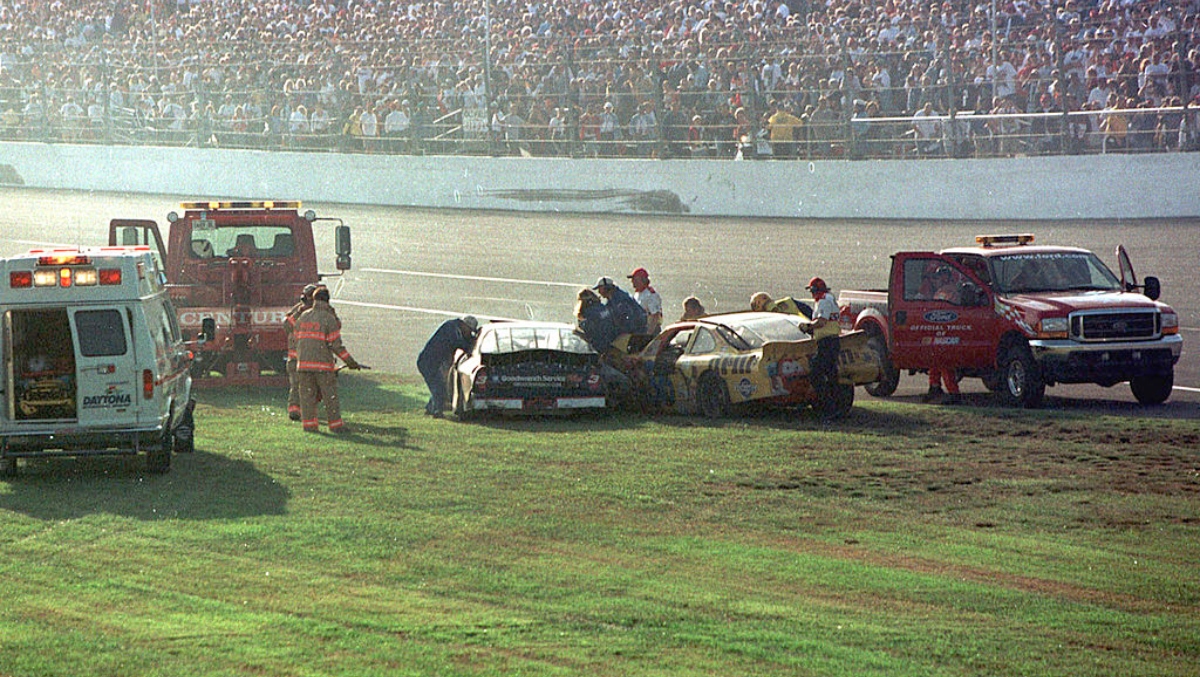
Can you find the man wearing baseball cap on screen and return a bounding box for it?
[417,315,480,417]
[803,276,841,416]
[593,276,648,354]
[627,267,663,334]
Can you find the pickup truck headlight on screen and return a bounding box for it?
[1039,317,1069,336]
[1162,312,1179,333]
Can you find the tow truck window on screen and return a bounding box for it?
[190,226,295,259]
[75,310,128,357]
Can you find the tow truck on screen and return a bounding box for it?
[838,234,1182,407]
[109,201,351,386]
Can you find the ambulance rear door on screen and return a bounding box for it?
[70,306,140,429]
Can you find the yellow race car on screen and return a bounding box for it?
[620,311,881,419]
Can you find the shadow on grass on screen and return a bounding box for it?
[302,420,412,448]
[0,450,289,522]
[878,389,1199,421]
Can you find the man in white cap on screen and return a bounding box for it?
[417,316,480,417]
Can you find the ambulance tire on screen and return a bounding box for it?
[998,342,1045,409]
[697,372,731,419]
[863,334,899,398]
[147,433,172,475]
[173,406,196,454]
[0,456,15,479]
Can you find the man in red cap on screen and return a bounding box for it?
[803,277,841,415]
[627,267,663,334]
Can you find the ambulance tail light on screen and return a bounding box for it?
[74,269,99,286]
[99,269,122,285]
[9,271,32,288]
[143,369,155,399]
[33,269,58,286]
[59,268,72,287]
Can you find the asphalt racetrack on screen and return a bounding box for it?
[1,187,1196,416]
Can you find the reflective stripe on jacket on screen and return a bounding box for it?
[296,300,352,372]
[285,300,308,360]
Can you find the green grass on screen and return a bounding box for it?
[2,372,1198,676]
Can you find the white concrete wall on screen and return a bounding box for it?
[1,141,1196,220]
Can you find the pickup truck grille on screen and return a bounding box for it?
[1070,311,1159,341]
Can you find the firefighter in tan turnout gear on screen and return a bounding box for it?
[285,283,318,421]
[295,285,361,432]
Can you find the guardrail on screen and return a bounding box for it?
[6,102,1197,161]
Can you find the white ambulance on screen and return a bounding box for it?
[0,246,195,476]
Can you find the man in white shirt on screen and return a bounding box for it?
[628,268,663,334]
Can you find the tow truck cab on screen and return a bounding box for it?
[110,200,351,386]
[842,234,1182,407]
[0,247,195,476]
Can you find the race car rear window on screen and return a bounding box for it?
[730,316,808,347]
[478,325,595,355]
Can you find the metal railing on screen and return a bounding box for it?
[5,87,1197,161]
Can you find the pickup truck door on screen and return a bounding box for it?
[889,254,996,370]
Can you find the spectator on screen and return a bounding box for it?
[912,101,943,156]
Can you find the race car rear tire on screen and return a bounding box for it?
[863,334,899,398]
[998,342,1045,409]
[452,377,476,421]
[1130,371,1173,405]
[697,372,731,419]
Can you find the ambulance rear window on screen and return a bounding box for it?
[75,310,128,357]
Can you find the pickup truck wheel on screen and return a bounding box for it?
[863,335,899,397]
[998,343,1045,408]
[1130,372,1173,405]
[697,372,731,419]
[981,371,1004,392]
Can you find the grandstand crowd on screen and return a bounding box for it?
[0,0,1197,158]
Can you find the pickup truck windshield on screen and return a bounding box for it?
[990,251,1122,294]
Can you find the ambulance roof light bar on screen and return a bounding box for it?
[976,233,1035,247]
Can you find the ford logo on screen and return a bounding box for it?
[923,310,959,323]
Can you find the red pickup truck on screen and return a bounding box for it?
[839,234,1182,407]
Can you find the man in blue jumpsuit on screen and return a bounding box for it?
[594,276,648,338]
[417,316,479,417]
